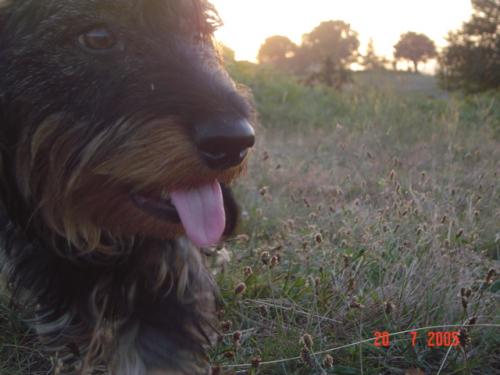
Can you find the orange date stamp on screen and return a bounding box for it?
[374,331,461,348]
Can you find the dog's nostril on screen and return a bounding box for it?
[194,119,255,170]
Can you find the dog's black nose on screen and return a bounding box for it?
[194,118,255,170]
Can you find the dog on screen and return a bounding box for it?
[0,0,255,374]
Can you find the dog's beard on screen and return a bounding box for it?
[15,114,244,253]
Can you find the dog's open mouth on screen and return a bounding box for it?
[131,181,226,247]
[131,192,181,223]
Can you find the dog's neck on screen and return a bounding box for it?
[0,210,216,374]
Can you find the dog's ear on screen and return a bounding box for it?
[221,184,239,237]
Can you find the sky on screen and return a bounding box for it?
[212,0,473,67]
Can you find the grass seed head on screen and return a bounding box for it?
[389,169,396,181]
[260,251,270,265]
[350,299,365,309]
[460,287,472,298]
[485,269,496,285]
[243,266,253,277]
[300,333,314,350]
[221,320,233,333]
[251,356,262,368]
[235,234,250,242]
[343,255,351,268]
[323,354,334,368]
[460,291,470,309]
[314,277,320,288]
[384,301,396,314]
[459,328,470,347]
[270,255,279,268]
[233,330,242,342]
[300,346,312,366]
[234,282,247,295]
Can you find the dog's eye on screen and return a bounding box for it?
[78,28,118,52]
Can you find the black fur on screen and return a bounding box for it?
[0,1,253,374]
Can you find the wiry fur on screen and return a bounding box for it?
[0,0,254,374]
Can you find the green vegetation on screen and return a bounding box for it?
[210,63,499,374]
[0,291,50,375]
[1,65,499,374]
[438,0,500,93]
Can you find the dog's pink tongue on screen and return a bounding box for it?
[170,181,225,247]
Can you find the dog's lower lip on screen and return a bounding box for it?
[130,193,181,223]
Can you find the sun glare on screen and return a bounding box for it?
[212,0,472,65]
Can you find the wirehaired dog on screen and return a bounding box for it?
[0,0,255,374]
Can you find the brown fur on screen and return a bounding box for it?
[16,113,247,253]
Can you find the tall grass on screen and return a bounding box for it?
[210,63,500,374]
[230,62,499,140]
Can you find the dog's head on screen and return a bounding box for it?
[0,0,255,253]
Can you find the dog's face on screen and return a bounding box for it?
[0,0,254,251]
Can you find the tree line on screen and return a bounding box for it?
[253,0,499,93]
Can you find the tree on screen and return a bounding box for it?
[304,57,353,89]
[257,35,297,67]
[302,20,359,65]
[361,39,386,71]
[394,32,437,73]
[300,20,360,88]
[438,0,500,93]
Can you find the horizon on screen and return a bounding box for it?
[212,0,473,72]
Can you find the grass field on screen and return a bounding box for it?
[208,64,499,374]
[1,65,499,374]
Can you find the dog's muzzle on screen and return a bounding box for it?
[131,118,254,247]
